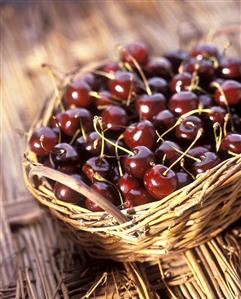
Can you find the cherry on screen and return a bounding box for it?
[94,90,113,106]
[214,80,241,106]
[84,182,118,211]
[51,108,92,137]
[108,71,136,100]
[164,49,189,73]
[175,115,203,141]
[191,43,219,59]
[191,151,221,176]
[123,120,157,149]
[54,174,83,204]
[118,173,140,195]
[29,127,58,156]
[199,94,213,108]
[124,146,155,179]
[64,80,91,108]
[170,72,192,93]
[147,77,169,95]
[144,164,178,200]
[144,57,172,79]
[168,91,198,115]
[102,105,128,131]
[220,133,241,154]
[208,106,226,125]
[135,93,166,121]
[75,132,101,156]
[51,143,79,166]
[103,61,120,74]
[219,57,241,80]
[153,109,175,132]
[176,171,192,188]
[124,187,152,208]
[155,141,181,165]
[82,157,111,182]
[79,73,96,89]
[188,146,209,158]
[120,41,149,65]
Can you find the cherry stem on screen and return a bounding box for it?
[115,134,124,177]
[223,114,229,137]
[211,82,235,132]
[163,128,203,176]
[92,70,114,80]
[89,91,124,105]
[213,122,223,152]
[52,116,62,144]
[180,158,196,180]
[93,116,133,156]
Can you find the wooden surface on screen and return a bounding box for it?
[1,0,241,298]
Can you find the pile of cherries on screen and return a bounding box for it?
[29,42,241,211]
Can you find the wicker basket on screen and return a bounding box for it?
[23,62,241,263]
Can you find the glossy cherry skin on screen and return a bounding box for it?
[120,41,149,65]
[82,157,111,182]
[124,146,155,179]
[168,91,198,115]
[155,141,181,165]
[188,146,209,158]
[191,151,221,176]
[164,49,189,73]
[84,182,118,212]
[51,143,79,166]
[176,171,192,188]
[144,57,172,79]
[123,120,157,149]
[108,71,136,100]
[64,80,91,108]
[79,73,96,89]
[124,187,152,208]
[175,115,203,141]
[54,174,83,204]
[191,43,219,59]
[214,80,241,106]
[118,173,140,195]
[103,61,120,74]
[29,127,58,156]
[75,132,101,156]
[153,109,175,132]
[144,164,178,200]
[170,72,192,93]
[199,95,213,108]
[219,57,241,80]
[51,108,92,137]
[135,93,166,121]
[208,106,226,125]
[102,105,128,131]
[220,133,241,154]
[147,77,169,95]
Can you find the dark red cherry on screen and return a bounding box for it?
[176,171,192,188]
[29,127,58,156]
[170,72,192,93]
[84,182,118,212]
[51,108,92,137]
[144,164,178,200]
[75,132,101,156]
[191,43,219,59]
[120,41,149,65]
[153,109,176,132]
[124,146,155,179]
[164,49,189,73]
[220,133,241,154]
[79,73,96,89]
[124,187,152,208]
[64,80,91,108]
[123,120,157,149]
[54,174,83,204]
[144,57,173,79]
[51,143,79,165]
[214,80,241,106]
[219,57,241,80]
[155,141,181,165]
[168,91,199,115]
[108,71,136,100]
[147,77,169,95]
[208,106,226,125]
[188,146,209,158]
[175,116,203,141]
[103,61,120,74]
[102,105,128,131]
[82,157,111,182]
[199,94,213,108]
[135,93,166,121]
[118,173,140,195]
[191,151,221,176]
[94,90,114,106]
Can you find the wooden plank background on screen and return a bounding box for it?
[1,0,241,298]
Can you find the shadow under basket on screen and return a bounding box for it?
[23,62,241,263]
